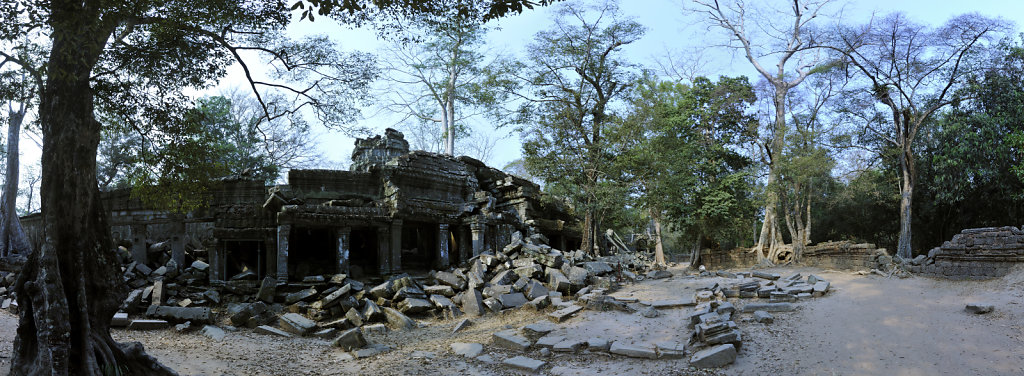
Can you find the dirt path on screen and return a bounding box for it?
[0,266,1020,375]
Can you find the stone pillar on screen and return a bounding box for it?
[265,237,277,280]
[558,235,567,253]
[458,226,471,263]
[470,222,485,257]
[130,224,147,265]
[390,219,403,273]
[170,218,186,268]
[209,240,223,281]
[337,227,351,275]
[437,224,450,269]
[377,226,390,275]
[276,224,291,283]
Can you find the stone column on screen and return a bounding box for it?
[390,219,403,273]
[437,224,450,269]
[337,227,351,275]
[458,226,471,263]
[130,224,147,265]
[377,226,391,275]
[265,237,276,280]
[276,224,291,283]
[470,222,485,257]
[170,218,186,268]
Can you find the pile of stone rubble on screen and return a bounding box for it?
[439,268,833,372]
[81,229,657,358]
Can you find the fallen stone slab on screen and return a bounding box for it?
[521,322,557,339]
[536,334,565,348]
[279,312,317,336]
[610,341,657,359]
[587,337,610,351]
[146,306,212,324]
[547,305,583,323]
[127,319,169,330]
[741,303,795,313]
[583,261,614,275]
[690,344,737,368]
[384,307,416,330]
[503,356,546,372]
[254,325,293,338]
[753,310,774,323]
[451,342,484,357]
[498,293,529,309]
[965,303,994,314]
[462,289,486,317]
[363,323,387,336]
[646,270,673,279]
[111,312,130,327]
[201,325,226,341]
[333,327,368,351]
[397,297,433,314]
[751,271,781,280]
[655,341,686,359]
[649,298,696,309]
[552,339,586,352]
[492,330,532,351]
[285,288,318,305]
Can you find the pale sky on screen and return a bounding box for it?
[238,0,1024,171]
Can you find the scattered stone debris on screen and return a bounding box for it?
[965,303,994,314]
[690,343,737,368]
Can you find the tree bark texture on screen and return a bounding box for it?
[897,145,915,259]
[0,104,32,256]
[650,208,665,265]
[11,1,176,374]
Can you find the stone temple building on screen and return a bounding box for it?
[23,129,580,283]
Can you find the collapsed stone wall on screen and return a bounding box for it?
[911,226,1024,280]
[699,241,885,271]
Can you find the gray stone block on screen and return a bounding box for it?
[690,344,736,368]
[279,313,316,336]
[547,305,583,322]
[503,356,546,372]
[965,303,994,314]
[609,341,657,359]
[333,327,368,351]
[492,330,532,351]
[741,303,795,312]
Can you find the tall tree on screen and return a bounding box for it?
[830,13,1005,258]
[1,0,547,373]
[689,0,838,262]
[379,17,507,156]
[0,34,44,258]
[505,0,644,255]
[615,75,757,268]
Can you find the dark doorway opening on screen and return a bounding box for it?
[289,227,336,281]
[349,227,379,279]
[224,240,265,280]
[401,221,437,271]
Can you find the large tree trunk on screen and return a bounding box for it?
[11,2,175,374]
[581,207,594,256]
[0,103,32,257]
[754,88,789,262]
[688,232,701,269]
[896,145,914,259]
[444,74,456,156]
[650,208,665,265]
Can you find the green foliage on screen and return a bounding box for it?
[812,169,900,248]
[512,1,645,236]
[124,98,234,213]
[614,74,758,248]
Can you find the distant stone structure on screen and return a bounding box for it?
[23,129,580,283]
[913,226,1024,279]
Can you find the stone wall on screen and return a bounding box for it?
[911,226,1024,280]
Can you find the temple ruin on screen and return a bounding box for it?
[25,129,580,283]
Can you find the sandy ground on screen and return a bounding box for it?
[0,265,1021,375]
